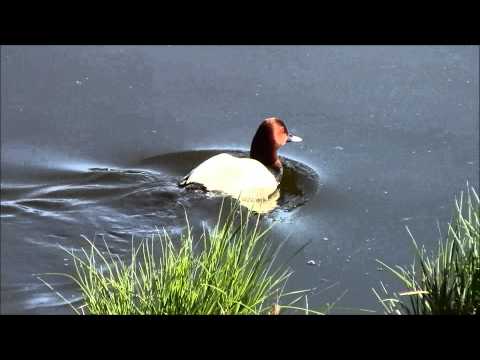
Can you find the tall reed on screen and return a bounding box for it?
[39,201,324,315]
[374,186,479,315]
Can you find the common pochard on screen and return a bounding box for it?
[179,117,302,208]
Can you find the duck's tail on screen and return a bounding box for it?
[178,174,190,187]
[178,173,207,191]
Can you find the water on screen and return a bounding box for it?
[1,45,478,314]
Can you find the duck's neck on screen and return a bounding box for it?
[250,139,283,180]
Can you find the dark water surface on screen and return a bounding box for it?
[1,46,478,314]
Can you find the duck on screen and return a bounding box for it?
[179,117,302,207]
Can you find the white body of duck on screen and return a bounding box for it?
[179,117,302,207]
[181,153,279,200]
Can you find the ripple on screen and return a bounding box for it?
[1,200,77,222]
[3,150,321,312]
[138,149,320,215]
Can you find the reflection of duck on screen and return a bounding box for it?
[238,188,281,213]
[179,117,302,212]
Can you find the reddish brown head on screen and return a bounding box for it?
[250,117,302,172]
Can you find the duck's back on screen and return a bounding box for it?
[180,153,279,200]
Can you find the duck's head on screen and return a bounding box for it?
[250,117,302,174]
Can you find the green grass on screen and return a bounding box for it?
[373,186,480,315]
[39,201,326,315]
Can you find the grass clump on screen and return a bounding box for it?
[39,201,323,315]
[373,186,480,315]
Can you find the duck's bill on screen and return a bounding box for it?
[287,134,303,142]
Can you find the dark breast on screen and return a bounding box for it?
[268,166,283,183]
